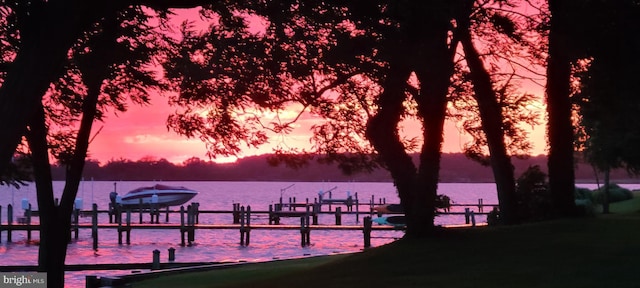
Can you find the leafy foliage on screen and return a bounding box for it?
[591,183,633,204]
[0,154,32,189]
[514,165,553,222]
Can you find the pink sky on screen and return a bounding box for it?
[85,8,548,165]
[86,94,548,165]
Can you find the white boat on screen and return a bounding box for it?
[113,184,198,208]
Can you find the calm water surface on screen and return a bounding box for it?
[1,181,633,287]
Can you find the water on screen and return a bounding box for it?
[1,181,633,287]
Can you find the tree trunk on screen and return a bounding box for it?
[546,0,578,217]
[365,57,426,236]
[26,103,71,288]
[413,14,456,236]
[458,20,518,224]
[602,168,610,214]
[22,19,108,287]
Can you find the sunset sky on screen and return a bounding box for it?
[85,8,549,165]
[86,96,548,165]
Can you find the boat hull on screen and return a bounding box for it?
[371,215,406,227]
[118,185,198,208]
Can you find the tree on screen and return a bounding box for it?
[545,0,578,217]
[161,0,544,234]
[1,3,170,286]
[455,0,536,224]
[573,0,640,213]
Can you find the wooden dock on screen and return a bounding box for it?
[0,198,495,250]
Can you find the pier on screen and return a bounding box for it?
[0,196,496,250]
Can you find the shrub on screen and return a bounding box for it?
[575,187,594,202]
[515,165,553,222]
[592,183,633,203]
[574,187,596,216]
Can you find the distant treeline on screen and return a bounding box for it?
[51,153,639,183]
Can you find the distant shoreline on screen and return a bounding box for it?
[49,153,640,183]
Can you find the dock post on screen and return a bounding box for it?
[118,210,123,245]
[73,208,80,240]
[0,205,3,243]
[272,204,280,225]
[300,216,310,247]
[7,204,12,243]
[312,203,319,225]
[470,210,476,227]
[245,206,251,246]
[187,205,195,246]
[138,199,143,224]
[108,203,113,223]
[194,202,200,224]
[126,210,131,245]
[240,206,246,246]
[92,203,98,251]
[363,216,372,248]
[370,195,375,217]
[335,207,342,225]
[165,206,170,223]
[465,208,470,225]
[305,214,310,246]
[86,275,99,288]
[300,216,305,247]
[355,193,360,223]
[152,249,160,270]
[168,247,176,262]
[180,206,186,247]
[26,204,32,242]
[478,198,484,213]
[114,204,121,225]
[268,205,273,225]
[155,204,160,224]
[232,203,240,224]
[149,203,156,224]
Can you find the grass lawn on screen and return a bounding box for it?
[132,199,640,288]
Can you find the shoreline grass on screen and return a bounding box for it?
[132,199,640,288]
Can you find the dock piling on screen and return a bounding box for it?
[465,208,470,224]
[7,204,12,243]
[26,204,32,241]
[152,249,160,270]
[73,208,80,240]
[180,206,186,247]
[126,210,131,245]
[92,203,98,251]
[300,216,310,247]
[138,199,143,224]
[240,206,252,246]
[168,247,176,262]
[470,210,476,227]
[232,203,240,224]
[363,216,372,248]
[187,205,195,245]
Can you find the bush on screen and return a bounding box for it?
[575,187,594,202]
[515,165,553,222]
[592,183,633,204]
[574,187,596,216]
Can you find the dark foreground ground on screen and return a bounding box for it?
[132,198,640,288]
